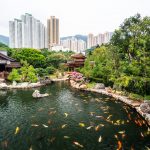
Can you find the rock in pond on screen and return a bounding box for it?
[32,90,49,98]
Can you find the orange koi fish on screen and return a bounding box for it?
[117,140,122,150]
[73,141,84,148]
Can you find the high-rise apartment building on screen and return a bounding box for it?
[103,32,113,44]
[47,16,59,49]
[13,19,22,48]
[9,13,47,49]
[97,34,104,46]
[87,32,113,48]
[60,37,86,53]
[9,21,15,48]
[87,33,94,49]
[77,39,86,53]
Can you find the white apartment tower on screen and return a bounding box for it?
[87,32,113,48]
[11,19,22,48]
[87,33,94,49]
[9,21,15,48]
[60,37,86,53]
[9,13,47,49]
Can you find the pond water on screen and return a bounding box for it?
[0,81,149,150]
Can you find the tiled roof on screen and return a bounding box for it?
[71,53,86,59]
[0,52,16,62]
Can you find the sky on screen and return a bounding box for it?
[0,0,150,37]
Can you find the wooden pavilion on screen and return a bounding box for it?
[66,53,86,70]
[0,52,21,79]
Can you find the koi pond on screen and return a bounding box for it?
[0,81,149,150]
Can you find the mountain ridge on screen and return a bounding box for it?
[0,35,9,45]
[61,34,87,42]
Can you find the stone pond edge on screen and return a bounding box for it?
[69,80,150,126]
[0,78,69,89]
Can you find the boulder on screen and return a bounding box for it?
[131,101,142,107]
[79,84,87,89]
[12,81,17,86]
[94,83,105,89]
[144,100,150,103]
[75,83,80,89]
[140,102,150,114]
[145,114,150,125]
[0,83,7,89]
[105,87,113,93]
[32,90,49,98]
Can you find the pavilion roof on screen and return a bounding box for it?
[71,53,86,59]
[0,52,16,62]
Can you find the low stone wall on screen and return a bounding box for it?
[70,80,150,126]
[0,82,45,89]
